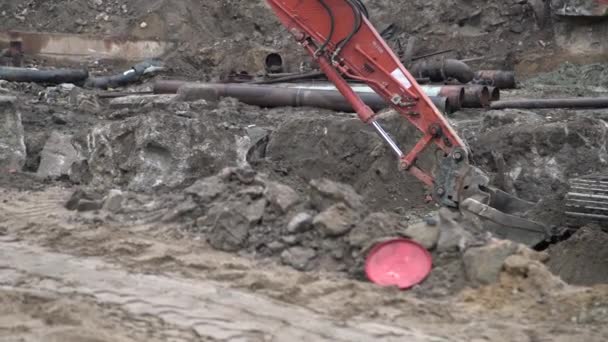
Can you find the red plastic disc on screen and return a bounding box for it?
[365,238,432,289]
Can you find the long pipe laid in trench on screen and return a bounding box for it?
[491,98,608,109]
[175,82,455,114]
[154,80,485,111]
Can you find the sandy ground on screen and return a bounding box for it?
[0,187,606,342]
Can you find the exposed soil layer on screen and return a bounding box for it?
[548,226,608,286]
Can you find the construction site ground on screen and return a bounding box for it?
[1,1,608,341]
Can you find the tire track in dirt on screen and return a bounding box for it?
[0,241,446,342]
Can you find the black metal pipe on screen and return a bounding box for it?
[474,70,516,89]
[0,66,88,84]
[410,59,474,84]
[176,83,454,114]
[86,60,163,89]
[490,97,608,110]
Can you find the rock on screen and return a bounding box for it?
[266,241,285,253]
[404,219,440,250]
[309,178,364,210]
[281,235,299,245]
[264,181,299,213]
[65,189,103,211]
[77,199,104,212]
[348,212,401,248]
[85,112,236,191]
[37,131,80,179]
[286,213,313,234]
[463,240,519,286]
[206,205,250,252]
[244,198,267,223]
[436,208,475,252]
[281,247,316,271]
[103,189,124,213]
[109,95,177,110]
[185,176,227,202]
[0,96,25,171]
[314,203,359,237]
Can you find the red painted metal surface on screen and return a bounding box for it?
[265,0,467,187]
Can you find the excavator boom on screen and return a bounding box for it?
[266,0,551,247]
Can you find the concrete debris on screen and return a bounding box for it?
[403,218,441,250]
[206,204,250,252]
[0,96,25,172]
[463,240,519,286]
[281,246,317,271]
[436,208,476,252]
[309,178,365,210]
[108,94,177,109]
[286,212,314,234]
[36,131,80,179]
[348,212,402,248]
[185,175,227,202]
[263,181,299,213]
[314,203,360,237]
[103,189,125,213]
[84,111,236,191]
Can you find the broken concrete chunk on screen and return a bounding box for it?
[264,181,299,213]
[348,212,401,248]
[0,96,25,171]
[404,220,440,250]
[37,131,80,179]
[65,189,104,211]
[286,212,313,234]
[108,94,177,109]
[281,246,316,271]
[314,203,360,237]
[207,208,250,252]
[463,240,519,286]
[103,189,125,213]
[436,208,475,252]
[185,176,227,202]
[244,198,267,223]
[309,178,364,210]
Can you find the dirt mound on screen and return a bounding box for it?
[548,226,608,286]
[266,111,434,213]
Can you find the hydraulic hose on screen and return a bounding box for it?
[315,0,335,55]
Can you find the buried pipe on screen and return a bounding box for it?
[410,59,475,84]
[153,79,462,110]
[176,82,454,114]
[0,66,88,84]
[86,59,164,90]
[474,70,516,89]
[264,52,285,74]
[490,97,608,110]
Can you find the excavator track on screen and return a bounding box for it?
[566,175,608,225]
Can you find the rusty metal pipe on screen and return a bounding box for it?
[176,83,454,114]
[0,66,88,84]
[490,97,608,110]
[487,86,500,101]
[462,85,490,108]
[410,59,474,84]
[474,70,516,89]
[420,85,464,110]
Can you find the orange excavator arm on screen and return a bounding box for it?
[266,0,552,247]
